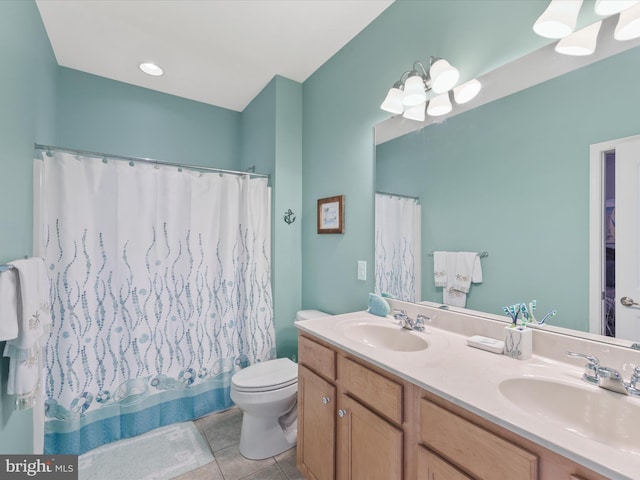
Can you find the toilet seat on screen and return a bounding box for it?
[232,358,298,393]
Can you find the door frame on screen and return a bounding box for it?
[589,133,640,336]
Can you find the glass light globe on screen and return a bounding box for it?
[533,0,583,39]
[595,0,639,15]
[453,79,482,104]
[426,93,452,116]
[615,2,640,40]
[402,102,426,122]
[380,87,404,114]
[555,20,601,55]
[402,75,427,107]
[429,59,460,93]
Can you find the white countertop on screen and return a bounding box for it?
[295,310,640,480]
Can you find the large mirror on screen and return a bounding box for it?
[374,28,640,345]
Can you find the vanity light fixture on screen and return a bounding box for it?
[426,93,452,117]
[403,102,427,122]
[615,2,640,39]
[453,79,482,104]
[533,0,583,39]
[555,20,602,55]
[380,57,481,120]
[534,0,640,56]
[595,0,639,15]
[139,62,164,76]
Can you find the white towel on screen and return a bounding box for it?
[0,268,19,341]
[443,286,468,307]
[452,252,483,293]
[2,257,51,410]
[433,251,447,287]
[442,252,466,307]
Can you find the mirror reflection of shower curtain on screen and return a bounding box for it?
[33,150,275,455]
[375,193,421,302]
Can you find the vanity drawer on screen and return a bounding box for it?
[417,446,472,480]
[338,355,403,424]
[419,398,538,480]
[298,335,336,380]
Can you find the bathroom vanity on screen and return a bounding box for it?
[295,302,640,480]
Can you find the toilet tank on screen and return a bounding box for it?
[295,309,329,321]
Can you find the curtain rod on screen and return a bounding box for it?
[34,144,270,179]
[376,191,420,201]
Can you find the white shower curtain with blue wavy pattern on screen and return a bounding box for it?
[34,151,275,455]
[375,193,421,302]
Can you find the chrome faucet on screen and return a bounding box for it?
[393,309,427,332]
[566,351,599,384]
[566,351,640,397]
[597,366,629,395]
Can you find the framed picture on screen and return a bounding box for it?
[317,195,344,234]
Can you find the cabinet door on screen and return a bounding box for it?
[297,365,336,480]
[419,398,537,480]
[336,394,403,480]
[417,447,471,480]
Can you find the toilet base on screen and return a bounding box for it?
[238,412,297,460]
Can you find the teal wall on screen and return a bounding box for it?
[300,0,558,315]
[241,76,303,360]
[0,0,58,455]
[299,1,616,315]
[55,68,241,168]
[0,0,624,455]
[272,77,303,360]
[376,46,640,331]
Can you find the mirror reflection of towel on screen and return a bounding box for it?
[436,252,483,307]
[433,251,447,287]
[452,252,483,293]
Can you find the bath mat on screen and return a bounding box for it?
[79,422,214,480]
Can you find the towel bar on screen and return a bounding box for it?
[0,264,16,272]
[429,251,488,258]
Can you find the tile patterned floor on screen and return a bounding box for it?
[173,407,304,480]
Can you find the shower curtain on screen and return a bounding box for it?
[375,193,421,302]
[34,151,275,455]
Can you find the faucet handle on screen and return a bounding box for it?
[628,367,640,394]
[414,314,429,332]
[393,309,408,320]
[566,351,600,384]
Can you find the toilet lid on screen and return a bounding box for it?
[232,358,298,392]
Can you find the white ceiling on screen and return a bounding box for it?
[35,0,394,112]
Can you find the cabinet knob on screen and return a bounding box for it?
[338,409,347,418]
[321,396,331,405]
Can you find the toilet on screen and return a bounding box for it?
[230,309,329,460]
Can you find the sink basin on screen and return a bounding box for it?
[499,377,640,453]
[341,322,429,352]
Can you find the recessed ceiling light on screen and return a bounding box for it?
[139,62,163,76]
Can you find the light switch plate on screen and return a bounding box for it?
[357,260,366,280]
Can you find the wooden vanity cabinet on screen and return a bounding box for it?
[297,336,337,480]
[336,393,403,480]
[417,447,472,480]
[415,389,610,480]
[297,334,412,480]
[416,394,538,479]
[336,355,406,480]
[298,364,336,480]
[297,331,610,480]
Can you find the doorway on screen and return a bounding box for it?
[590,134,640,342]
